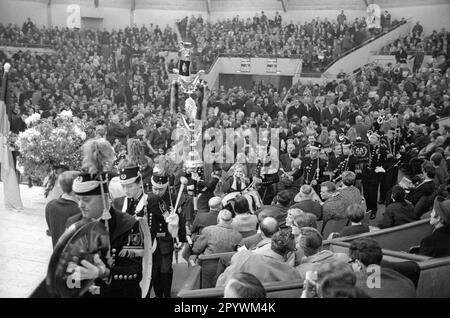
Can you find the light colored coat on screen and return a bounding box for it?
[192,223,242,256]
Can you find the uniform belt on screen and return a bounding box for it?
[156,233,166,238]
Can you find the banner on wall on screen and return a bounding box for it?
[267,58,277,73]
[240,58,251,72]
[66,4,81,29]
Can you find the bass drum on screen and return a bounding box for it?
[46,219,110,298]
[353,141,370,164]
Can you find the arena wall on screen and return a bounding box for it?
[0,0,448,35]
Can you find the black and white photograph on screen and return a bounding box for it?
[0,0,449,300]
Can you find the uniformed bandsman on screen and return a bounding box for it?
[302,141,327,193]
[68,172,144,298]
[332,138,357,183]
[145,172,187,298]
[362,132,388,219]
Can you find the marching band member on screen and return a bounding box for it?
[46,138,144,298]
[146,171,187,298]
[362,132,388,219]
[302,141,327,193]
[332,137,357,184]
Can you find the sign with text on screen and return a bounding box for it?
[240,58,250,73]
[266,58,277,73]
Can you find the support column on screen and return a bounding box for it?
[130,0,135,26]
[47,0,52,28]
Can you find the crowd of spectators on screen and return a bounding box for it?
[177,10,403,72]
[0,20,182,155]
[380,22,449,59]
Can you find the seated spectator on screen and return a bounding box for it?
[419,196,450,258]
[190,196,222,236]
[286,207,306,227]
[238,210,269,249]
[216,229,301,287]
[45,171,80,247]
[406,161,436,205]
[339,204,370,237]
[295,227,348,279]
[431,152,449,188]
[231,195,258,238]
[320,181,347,223]
[339,171,367,211]
[224,272,266,298]
[257,190,292,228]
[301,261,369,298]
[291,212,318,240]
[379,185,416,229]
[246,217,279,252]
[349,238,416,298]
[192,209,242,256]
[291,185,322,220]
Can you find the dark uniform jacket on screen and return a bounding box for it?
[302,157,327,185]
[419,225,450,258]
[33,208,143,298]
[131,192,187,255]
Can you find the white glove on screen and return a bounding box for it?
[67,254,107,281]
[375,166,385,173]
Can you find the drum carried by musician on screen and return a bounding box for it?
[32,138,147,298]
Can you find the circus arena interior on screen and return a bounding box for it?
[0,0,450,300]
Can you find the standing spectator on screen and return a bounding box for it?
[22,18,34,35]
[381,10,391,30]
[412,21,424,38]
[274,12,282,27]
[45,171,80,247]
[337,10,347,25]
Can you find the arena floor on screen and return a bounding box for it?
[0,182,386,298]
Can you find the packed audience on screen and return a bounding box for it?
[380,22,449,60]
[0,20,181,151]
[177,10,403,72]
